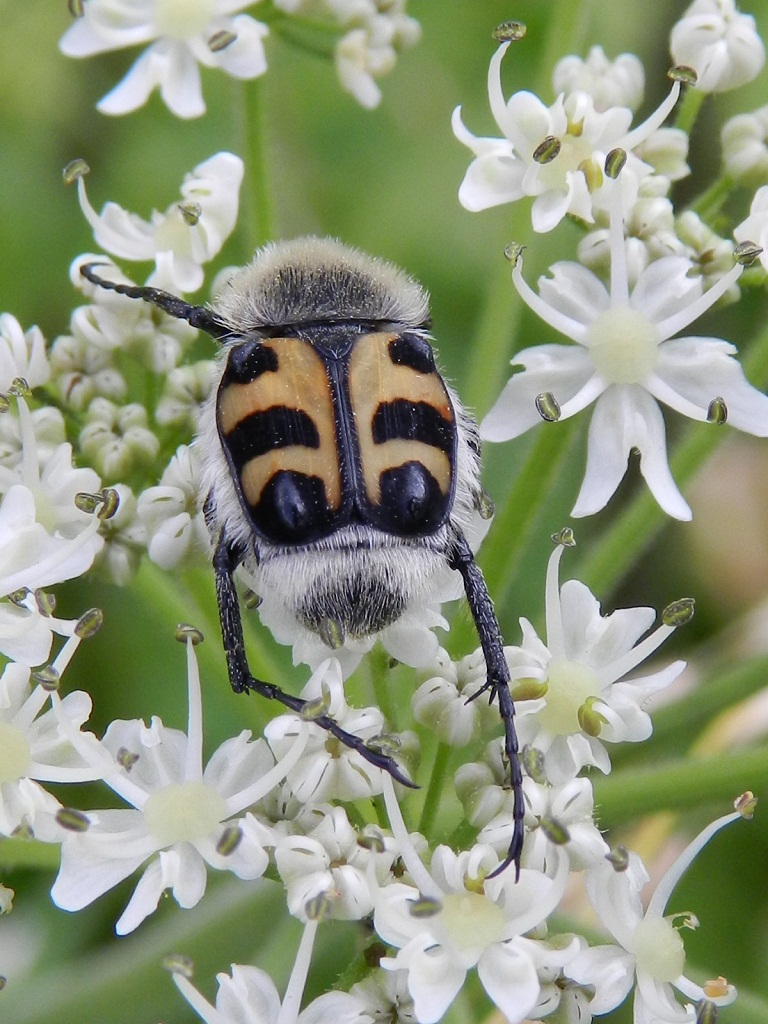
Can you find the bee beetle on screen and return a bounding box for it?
[81,237,524,875]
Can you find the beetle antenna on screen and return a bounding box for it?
[80,262,233,341]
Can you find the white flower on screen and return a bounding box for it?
[0,406,66,478]
[60,2,268,118]
[173,961,372,1024]
[509,542,687,784]
[734,184,768,273]
[670,0,765,93]
[70,255,199,374]
[0,481,102,618]
[481,180,768,520]
[275,805,396,921]
[0,659,105,841]
[0,314,49,393]
[265,659,390,803]
[452,42,681,231]
[49,328,126,412]
[374,843,569,1024]
[51,639,309,934]
[155,360,217,429]
[137,444,209,570]
[95,483,147,586]
[76,153,244,292]
[456,745,608,870]
[350,969,416,1024]
[722,105,768,184]
[411,647,500,747]
[335,5,420,110]
[569,808,742,1020]
[552,46,645,112]
[79,398,160,480]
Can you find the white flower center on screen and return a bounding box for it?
[152,0,216,39]
[537,659,599,736]
[632,914,686,983]
[586,306,660,384]
[433,891,506,956]
[143,781,227,844]
[0,720,32,783]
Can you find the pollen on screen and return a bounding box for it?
[0,721,31,783]
[587,307,660,384]
[143,781,227,845]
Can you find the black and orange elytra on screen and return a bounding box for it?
[216,329,458,545]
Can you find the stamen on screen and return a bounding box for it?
[511,259,588,343]
[654,260,743,341]
[647,809,743,917]
[544,543,567,659]
[621,80,681,150]
[276,919,319,1024]
[184,636,204,783]
[381,773,441,899]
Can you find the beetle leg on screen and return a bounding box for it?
[448,529,525,878]
[212,530,417,789]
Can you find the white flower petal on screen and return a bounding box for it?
[477,941,540,1023]
[572,386,691,520]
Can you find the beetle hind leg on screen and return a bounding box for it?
[448,529,525,879]
[212,531,417,789]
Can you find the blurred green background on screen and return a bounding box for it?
[2,1,768,1021]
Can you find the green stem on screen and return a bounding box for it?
[574,319,768,597]
[691,174,735,224]
[674,84,706,135]
[232,76,274,253]
[481,417,579,606]
[592,746,768,824]
[418,742,452,836]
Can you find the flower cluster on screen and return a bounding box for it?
[2,1,767,1023]
[59,0,420,115]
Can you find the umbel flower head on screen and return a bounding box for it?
[59,0,269,118]
[452,39,685,231]
[481,179,768,519]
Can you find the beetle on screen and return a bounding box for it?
[81,237,524,874]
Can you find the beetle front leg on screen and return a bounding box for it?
[449,529,525,878]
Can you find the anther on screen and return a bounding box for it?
[535,392,561,422]
[707,397,727,425]
[178,201,202,226]
[75,607,104,638]
[62,158,90,185]
[56,807,90,832]
[734,791,757,819]
[492,20,526,42]
[208,29,237,51]
[162,953,195,978]
[318,617,345,650]
[605,148,627,179]
[32,665,60,691]
[734,240,763,266]
[408,894,442,918]
[662,597,695,627]
[669,65,698,85]
[533,136,561,164]
[552,526,575,547]
[216,825,243,856]
[34,590,56,617]
[606,845,629,871]
[175,623,204,645]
